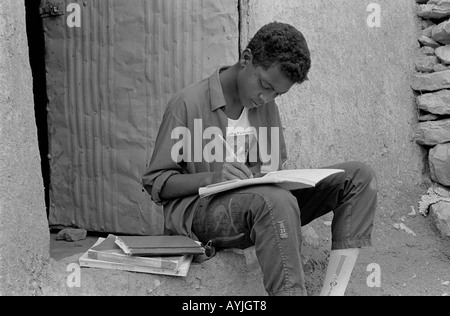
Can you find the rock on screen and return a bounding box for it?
[419,35,442,48]
[420,46,436,56]
[429,201,450,237]
[435,45,450,64]
[415,119,450,145]
[56,228,88,242]
[301,225,319,247]
[412,70,450,91]
[393,223,417,236]
[419,18,436,30]
[42,251,268,296]
[433,183,450,198]
[243,247,259,267]
[42,240,328,296]
[416,55,439,72]
[429,143,450,186]
[419,113,441,121]
[400,223,417,236]
[418,184,450,216]
[432,20,450,45]
[418,1,450,19]
[417,90,450,115]
[408,206,417,217]
[227,247,259,266]
[433,63,448,72]
[422,25,436,39]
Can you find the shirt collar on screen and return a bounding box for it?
[209,66,229,112]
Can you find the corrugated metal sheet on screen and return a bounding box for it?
[42,0,239,235]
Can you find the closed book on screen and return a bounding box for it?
[115,235,205,256]
[87,235,183,270]
[79,238,193,277]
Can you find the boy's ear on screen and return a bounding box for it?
[240,49,253,67]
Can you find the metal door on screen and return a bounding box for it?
[41,0,239,235]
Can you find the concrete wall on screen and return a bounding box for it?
[0,1,49,295]
[242,0,427,204]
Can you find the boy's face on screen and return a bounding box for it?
[236,50,295,109]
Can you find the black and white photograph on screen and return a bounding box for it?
[1,0,449,300]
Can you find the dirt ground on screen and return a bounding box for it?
[46,180,450,296]
[345,191,450,297]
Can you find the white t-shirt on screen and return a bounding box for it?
[226,107,257,163]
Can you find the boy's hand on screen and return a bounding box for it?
[210,162,253,184]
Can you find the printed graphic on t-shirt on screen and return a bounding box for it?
[226,107,256,163]
[226,127,256,163]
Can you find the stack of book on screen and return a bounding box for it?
[79,234,205,277]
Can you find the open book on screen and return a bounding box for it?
[199,169,344,198]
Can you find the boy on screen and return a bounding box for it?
[143,22,377,296]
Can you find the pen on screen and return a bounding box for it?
[218,133,244,164]
[218,134,253,179]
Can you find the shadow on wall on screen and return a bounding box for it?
[24,0,50,217]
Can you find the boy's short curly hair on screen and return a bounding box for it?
[247,22,311,84]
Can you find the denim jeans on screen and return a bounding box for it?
[192,161,378,296]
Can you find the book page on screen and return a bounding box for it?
[199,169,344,197]
[265,169,345,183]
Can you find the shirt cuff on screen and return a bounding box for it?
[150,170,180,205]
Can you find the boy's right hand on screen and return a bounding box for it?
[210,162,253,185]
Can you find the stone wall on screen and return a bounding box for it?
[413,0,450,236]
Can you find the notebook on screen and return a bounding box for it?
[114,235,205,256]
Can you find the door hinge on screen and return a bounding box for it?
[39,2,66,18]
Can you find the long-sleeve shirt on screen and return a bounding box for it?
[142,67,287,237]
